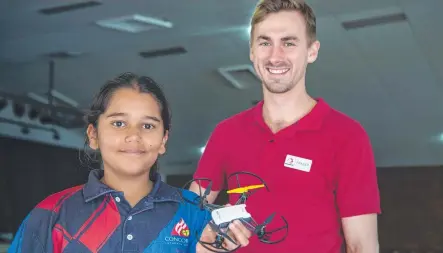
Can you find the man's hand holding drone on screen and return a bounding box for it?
[181,172,289,253]
[197,216,251,253]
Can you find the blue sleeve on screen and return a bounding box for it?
[189,210,211,253]
[180,190,212,253]
[7,215,28,253]
[7,209,53,253]
[7,214,45,253]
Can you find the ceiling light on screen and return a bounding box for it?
[218,65,259,90]
[96,14,173,33]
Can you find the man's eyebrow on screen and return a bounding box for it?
[257,35,271,41]
[281,36,299,42]
[256,35,300,42]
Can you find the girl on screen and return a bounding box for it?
[8,72,250,253]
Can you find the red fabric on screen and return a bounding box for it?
[193,98,381,253]
[78,196,121,253]
[37,185,83,213]
[52,224,71,253]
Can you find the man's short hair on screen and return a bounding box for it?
[250,0,317,45]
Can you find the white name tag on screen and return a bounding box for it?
[211,204,251,225]
[284,154,312,172]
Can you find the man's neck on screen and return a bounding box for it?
[262,84,316,133]
[101,167,153,208]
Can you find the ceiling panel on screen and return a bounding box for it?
[0,62,52,94]
[308,17,397,140]
[342,11,443,166]
[0,0,442,170]
[402,0,443,92]
[0,0,257,64]
[345,21,442,125]
[321,0,400,15]
[310,11,442,167]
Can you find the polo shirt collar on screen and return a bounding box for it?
[252,97,330,135]
[82,169,181,203]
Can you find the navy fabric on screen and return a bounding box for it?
[8,169,210,253]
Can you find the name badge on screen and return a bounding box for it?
[284,154,312,172]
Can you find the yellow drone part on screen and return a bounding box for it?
[227,184,265,194]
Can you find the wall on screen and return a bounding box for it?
[378,166,443,252]
[0,136,96,234]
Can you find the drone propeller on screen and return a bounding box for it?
[227,171,269,191]
[254,212,275,235]
[262,213,275,226]
[227,171,270,205]
[227,184,265,194]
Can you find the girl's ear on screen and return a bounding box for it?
[86,124,99,150]
[158,130,169,155]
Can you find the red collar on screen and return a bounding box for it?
[252,98,330,137]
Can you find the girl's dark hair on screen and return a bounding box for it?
[83,72,171,181]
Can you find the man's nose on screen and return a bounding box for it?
[268,45,285,65]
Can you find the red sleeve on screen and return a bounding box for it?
[335,124,381,218]
[193,123,227,191]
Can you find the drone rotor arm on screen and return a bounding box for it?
[205,203,222,210]
[238,217,259,232]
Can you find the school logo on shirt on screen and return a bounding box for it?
[171,218,190,237]
[284,154,312,172]
[163,218,190,248]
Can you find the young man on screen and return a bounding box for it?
[190,0,381,252]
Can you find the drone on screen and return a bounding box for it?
[179,171,289,253]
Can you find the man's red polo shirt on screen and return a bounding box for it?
[193,98,381,253]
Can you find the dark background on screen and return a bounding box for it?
[0,136,95,234]
[1,136,442,251]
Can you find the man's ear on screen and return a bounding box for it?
[86,124,99,150]
[158,130,169,155]
[307,40,320,64]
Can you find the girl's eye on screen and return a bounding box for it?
[143,124,154,130]
[112,121,126,127]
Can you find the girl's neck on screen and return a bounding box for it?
[101,169,153,208]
